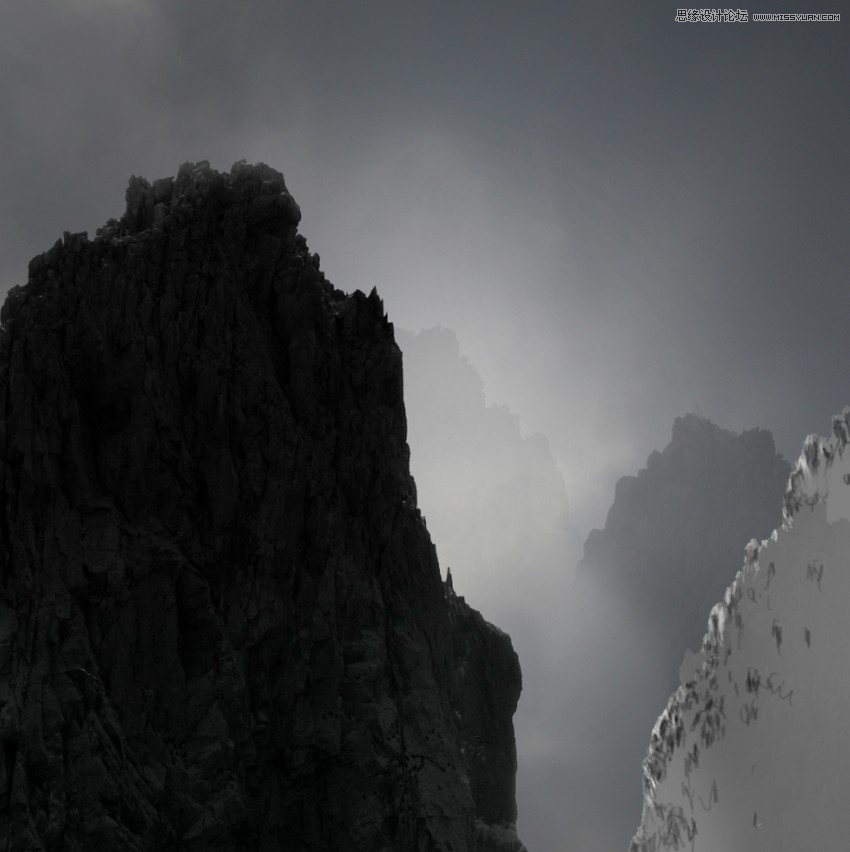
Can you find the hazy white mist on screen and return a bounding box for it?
[1,3,847,850]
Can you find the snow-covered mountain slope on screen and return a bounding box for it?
[632,409,850,850]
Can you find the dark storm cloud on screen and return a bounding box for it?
[1,2,848,849]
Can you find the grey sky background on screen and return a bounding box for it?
[1,2,848,850]
[3,2,848,532]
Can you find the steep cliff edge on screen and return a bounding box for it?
[0,161,526,851]
[396,326,580,852]
[632,415,850,850]
[559,415,790,850]
[396,326,573,587]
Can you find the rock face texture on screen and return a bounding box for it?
[632,414,850,850]
[560,415,790,851]
[396,327,581,852]
[0,161,526,851]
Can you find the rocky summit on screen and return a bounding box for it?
[0,161,526,851]
[561,414,790,850]
[633,412,850,850]
[578,413,791,676]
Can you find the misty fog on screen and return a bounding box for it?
[399,329,793,850]
[1,2,847,850]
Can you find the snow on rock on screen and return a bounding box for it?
[632,408,850,851]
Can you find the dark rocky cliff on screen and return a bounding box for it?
[395,327,581,852]
[0,161,526,851]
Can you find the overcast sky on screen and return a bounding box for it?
[2,2,848,850]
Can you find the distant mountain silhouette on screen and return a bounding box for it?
[635,413,850,849]
[397,326,579,626]
[579,413,791,676]
[397,326,583,852]
[562,413,790,851]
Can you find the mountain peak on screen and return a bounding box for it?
[0,163,526,851]
[123,159,301,235]
[633,407,850,849]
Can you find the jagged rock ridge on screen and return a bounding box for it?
[632,411,850,849]
[579,413,790,676]
[561,414,789,850]
[0,161,526,851]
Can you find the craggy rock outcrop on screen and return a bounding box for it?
[632,413,850,850]
[0,161,526,851]
[396,328,578,852]
[559,414,790,850]
[578,414,791,673]
[446,583,523,852]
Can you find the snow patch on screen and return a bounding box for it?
[632,407,850,850]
